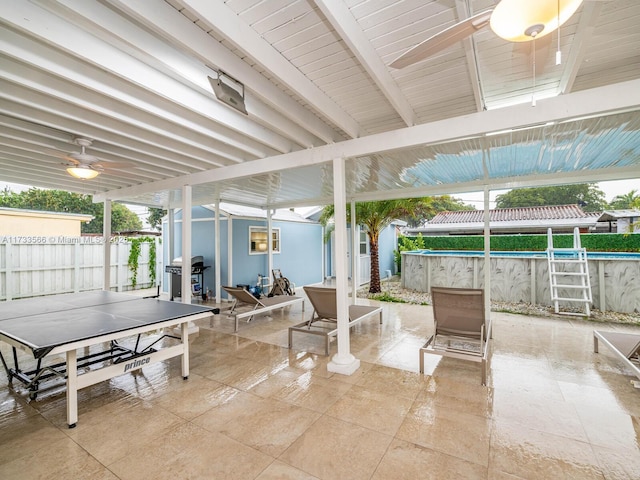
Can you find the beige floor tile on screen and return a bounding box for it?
[355,364,427,400]
[326,384,414,436]
[0,413,69,465]
[153,374,243,420]
[396,397,491,466]
[592,444,640,480]
[372,438,488,480]
[575,404,640,452]
[421,375,494,418]
[489,421,605,479]
[66,401,185,465]
[491,389,589,442]
[108,422,273,480]
[193,391,321,456]
[256,460,320,480]
[0,435,118,479]
[280,415,393,480]
[270,370,353,412]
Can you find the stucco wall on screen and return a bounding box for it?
[0,210,91,236]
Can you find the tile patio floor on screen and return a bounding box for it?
[1,291,639,479]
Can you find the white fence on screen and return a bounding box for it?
[0,236,161,301]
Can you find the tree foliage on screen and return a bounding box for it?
[147,207,166,230]
[495,184,607,211]
[401,195,473,227]
[0,188,142,234]
[610,189,639,210]
[320,198,436,294]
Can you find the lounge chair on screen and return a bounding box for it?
[288,286,383,355]
[593,330,640,385]
[420,286,491,385]
[222,286,305,332]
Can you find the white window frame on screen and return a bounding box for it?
[359,228,368,255]
[249,226,280,255]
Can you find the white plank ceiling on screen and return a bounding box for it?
[0,0,639,209]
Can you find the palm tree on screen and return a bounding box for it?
[610,189,639,209]
[320,198,435,293]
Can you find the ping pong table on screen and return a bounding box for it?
[0,290,214,428]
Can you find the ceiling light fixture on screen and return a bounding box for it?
[490,0,583,43]
[67,165,100,180]
[208,70,248,115]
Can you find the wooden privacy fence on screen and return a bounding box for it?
[0,236,161,301]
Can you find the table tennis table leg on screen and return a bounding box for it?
[66,349,78,428]
[181,321,189,380]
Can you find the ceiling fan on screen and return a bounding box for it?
[62,137,131,180]
[390,0,585,69]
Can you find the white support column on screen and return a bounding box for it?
[180,185,198,334]
[350,201,358,303]
[215,200,221,304]
[181,186,192,305]
[227,215,233,300]
[483,187,491,320]
[267,209,273,289]
[168,207,175,297]
[103,200,111,291]
[328,157,360,375]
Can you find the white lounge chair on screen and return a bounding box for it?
[288,286,382,355]
[222,286,305,332]
[420,286,491,385]
[594,330,640,386]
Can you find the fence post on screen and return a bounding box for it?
[5,243,12,301]
[74,242,80,293]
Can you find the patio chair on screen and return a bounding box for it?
[593,330,640,385]
[420,286,491,385]
[222,285,304,332]
[288,286,382,355]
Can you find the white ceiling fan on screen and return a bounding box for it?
[63,137,132,180]
[390,0,585,69]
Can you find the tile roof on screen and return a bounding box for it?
[429,205,592,224]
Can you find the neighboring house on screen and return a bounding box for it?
[162,204,324,298]
[0,207,93,236]
[596,209,640,233]
[405,205,601,236]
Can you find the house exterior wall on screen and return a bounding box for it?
[377,224,397,277]
[0,209,91,236]
[162,207,323,298]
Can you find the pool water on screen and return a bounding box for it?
[412,250,640,260]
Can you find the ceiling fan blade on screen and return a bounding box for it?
[390,9,493,69]
[62,154,81,165]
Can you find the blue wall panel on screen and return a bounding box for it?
[163,207,323,297]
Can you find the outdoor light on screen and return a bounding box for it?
[208,70,248,115]
[67,166,100,180]
[490,0,583,42]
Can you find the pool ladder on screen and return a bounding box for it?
[546,227,592,317]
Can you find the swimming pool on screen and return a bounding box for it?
[410,249,640,260]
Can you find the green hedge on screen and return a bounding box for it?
[400,233,640,253]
